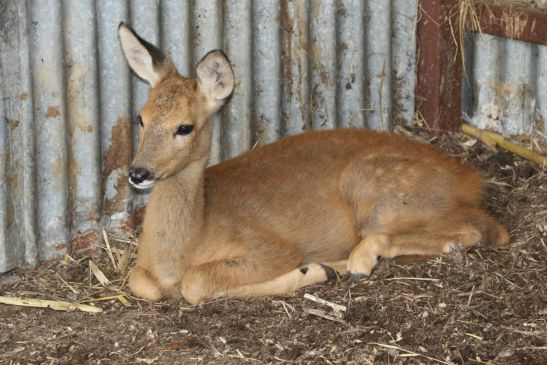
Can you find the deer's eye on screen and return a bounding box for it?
[136,115,144,127]
[175,124,194,136]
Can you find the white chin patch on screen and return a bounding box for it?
[129,178,155,190]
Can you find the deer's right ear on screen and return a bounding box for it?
[118,22,174,87]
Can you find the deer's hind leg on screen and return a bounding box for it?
[347,226,482,279]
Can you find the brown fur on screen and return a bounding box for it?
[120,27,509,305]
[129,120,509,304]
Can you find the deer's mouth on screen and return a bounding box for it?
[129,178,155,190]
[128,167,156,190]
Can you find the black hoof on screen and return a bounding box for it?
[319,264,337,280]
[349,272,367,281]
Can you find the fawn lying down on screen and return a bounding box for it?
[118,23,509,304]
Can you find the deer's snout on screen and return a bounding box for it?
[129,167,155,189]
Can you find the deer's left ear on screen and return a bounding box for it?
[118,22,174,87]
[196,50,235,111]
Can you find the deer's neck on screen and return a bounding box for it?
[145,158,207,259]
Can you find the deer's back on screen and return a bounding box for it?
[202,129,482,262]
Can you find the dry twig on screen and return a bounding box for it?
[303,293,347,317]
[89,260,111,287]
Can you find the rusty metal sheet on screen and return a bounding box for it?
[465,32,547,135]
[0,0,37,272]
[97,0,132,230]
[64,0,102,249]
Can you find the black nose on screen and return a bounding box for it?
[129,167,154,185]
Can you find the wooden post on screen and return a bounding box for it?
[415,0,462,131]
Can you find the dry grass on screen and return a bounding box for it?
[475,0,546,12]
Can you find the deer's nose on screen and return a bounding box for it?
[129,167,154,185]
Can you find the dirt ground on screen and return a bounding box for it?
[0,126,546,364]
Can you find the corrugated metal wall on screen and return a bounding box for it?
[0,0,419,272]
[1,1,546,272]
[463,32,547,135]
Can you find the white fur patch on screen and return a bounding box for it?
[128,178,155,190]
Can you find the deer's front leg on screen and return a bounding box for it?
[181,259,347,305]
[129,263,181,301]
[128,265,163,301]
[180,239,304,304]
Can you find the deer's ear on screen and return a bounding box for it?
[118,22,174,87]
[196,50,235,111]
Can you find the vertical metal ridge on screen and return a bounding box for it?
[253,0,281,145]
[336,0,366,129]
[0,89,8,271]
[30,0,71,260]
[504,39,536,134]
[192,0,224,164]
[97,0,133,229]
[471,33,503,130]
[0,0,34,268]
[161,0,192,77]
[9,2,37,264]
[224,0,253,159]
[281,0,310,135]
[63,0,101,246]
[537,45,547,134]
[309,0,337,130]
[391,0,418,124]
[364,0,392,130]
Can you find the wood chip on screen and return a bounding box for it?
[303,308,347,325]
[89,260,111,287]
[136,357,159,364]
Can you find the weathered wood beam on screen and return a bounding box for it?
[416,0,462,131]
[469,4,546,45]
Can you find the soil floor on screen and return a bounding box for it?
[0,126,546,364]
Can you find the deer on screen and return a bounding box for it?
[118,23,509,305]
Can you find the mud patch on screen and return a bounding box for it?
[102,116,132,215]
[45,106,61,118]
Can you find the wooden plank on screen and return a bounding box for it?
[415,0,462,131]
[469,4,546,45]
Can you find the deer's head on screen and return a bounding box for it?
[118,23,234,189]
